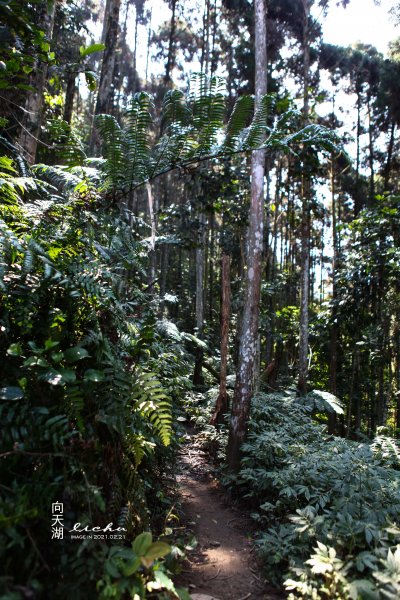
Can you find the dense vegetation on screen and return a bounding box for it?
[1,0,400,598]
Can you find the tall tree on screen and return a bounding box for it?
[226,0,267,473]
[95,0,121,115]
[19,0,57,164]
[297,0,311,394]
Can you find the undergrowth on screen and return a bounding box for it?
[0,155,192,599]
[184,386,400,598]
[236,392,400,599]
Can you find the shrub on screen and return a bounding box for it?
[237,392,400,599]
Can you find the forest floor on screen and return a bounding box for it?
[175,429,283,600]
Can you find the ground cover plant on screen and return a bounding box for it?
[237,393,400,599]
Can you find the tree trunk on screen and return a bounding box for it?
[367,92,375,206]
[297,0,311,395]
[145,8,152,83]
[226,0,267,473]
[328,157,338,434]
[95,0,121,115]
[193,209,206,385]
[354,88,363,216]
[164,0,177,84]
[210,254,231,426]
[384,122,395,191]
[19,1,57,164]
[63,71,76,124]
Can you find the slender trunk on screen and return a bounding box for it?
[63,71,76,124]
[226,0,267,473]
[145,9,152,84]
[19,1,57,164]
[164,0,177,84]
[193,210,206,385]
[354,88,362,215]
[146,183,157,293]
[132,4,139,92]
[115,1,129,117]
[95,0,121,115]
[210,254,231,426]
[209,209,215,325]
[384,122,395,191]
[297,0,311,394]
[201,0,211,76]
[367,92,375,206]
[328,157,339,434]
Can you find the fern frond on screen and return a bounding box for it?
[188,74,225,157]
[33,164,83,193]
[223,95,254,152]
[242,94,275,150]
[132,370,172,446]
[124,92,152,190]
[47,119,87,167]
[161,89,192,130]
[95,114,126,191]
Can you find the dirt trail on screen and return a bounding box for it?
[176,432,283,600]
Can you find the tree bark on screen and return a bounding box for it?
[19,1,57,164]
[164,0,177,84]
[367,92,375,206]
[193,209,206,385]
[384,122,395,191]
[226,0,267,473]
[95,0,121,115]
[297,0,311,395]
[328,157,338,433]
[210,254,231,426]
[63,71,76,124]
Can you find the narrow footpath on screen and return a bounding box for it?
[175,431,283,600]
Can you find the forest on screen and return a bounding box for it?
[1,0,400,598]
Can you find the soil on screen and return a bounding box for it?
[175,430,284,600]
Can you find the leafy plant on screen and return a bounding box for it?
[0,149,190,598]
[234,392,400,597]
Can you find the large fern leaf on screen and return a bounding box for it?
[132,370,172,447]
[123,92,152,190]
[95,114,126,191]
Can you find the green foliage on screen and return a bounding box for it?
[236,392,400,598]
[0,1,54,92]
[97,532,190,599]
[92,75,341,197]
[0,153,191,597]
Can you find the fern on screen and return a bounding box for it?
[223,94,254,152]
[161,89,192,130]
[95,114,126,191]
[93,75,342,197]
[242,94,275,150]
[47,119,87,167]
[132,370,172,447]
[124,92,152,189]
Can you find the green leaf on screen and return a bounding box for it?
[348,579,379,600]
[41,369,76,386]
[143,541,171,561]
[132,532,153,556]
[7,343,23,356]
[84,70,97,91]
[84,369,105,382]
[79,43,105,58]
[64,347,90,362]
[44,339,60,350]
[123,556,141,577]
[0,386,24,401]
[23,356,50,367]
[303,390,344,415]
